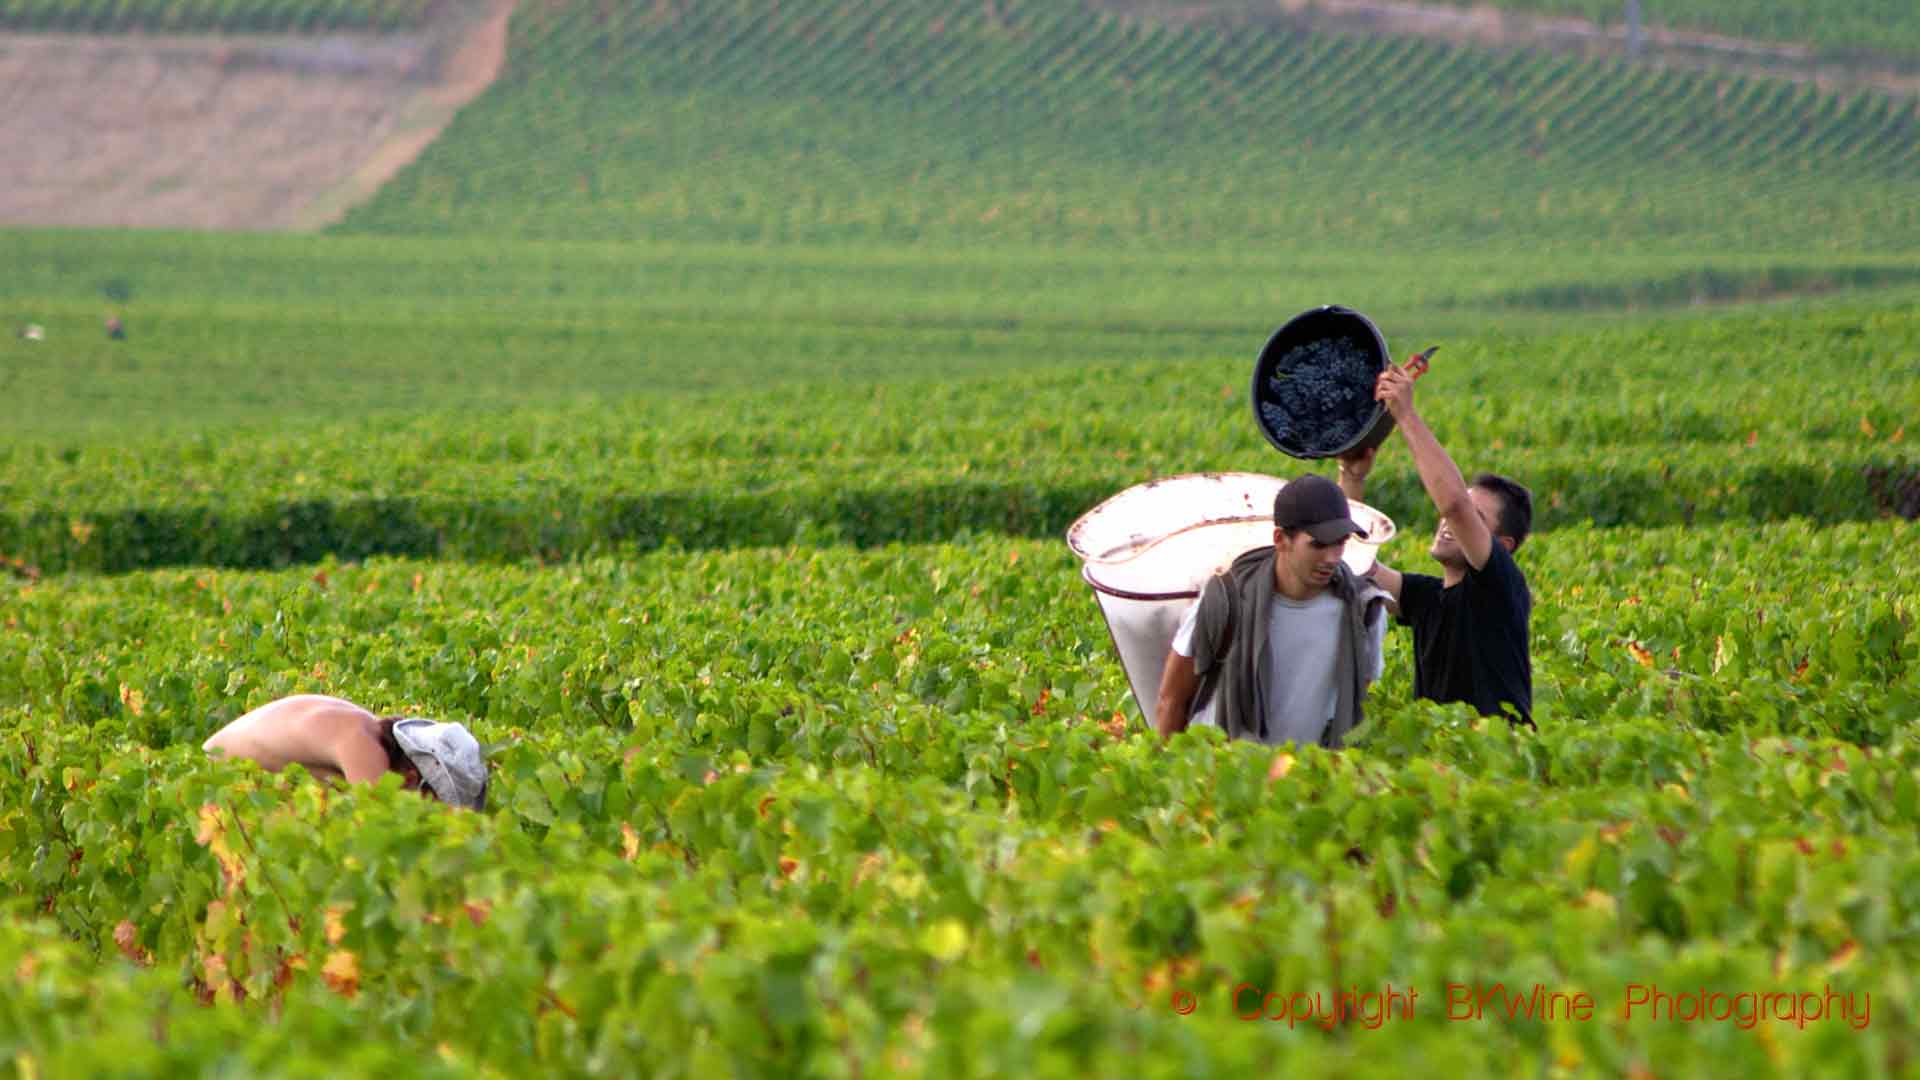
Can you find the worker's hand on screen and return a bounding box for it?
[1375,361,1418,420]
[1336,444,1377,485]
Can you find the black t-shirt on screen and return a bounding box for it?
[1396,543,1533,725]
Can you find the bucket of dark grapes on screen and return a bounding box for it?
[1250,305,1396,459]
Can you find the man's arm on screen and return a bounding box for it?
[1154,649,1198,738]
[1365,560,1404,616]
[1336,445,1376,503]
[1375,363,1494,569]
[1362,597,1389,684]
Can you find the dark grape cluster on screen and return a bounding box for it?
[1257,336,1380,455]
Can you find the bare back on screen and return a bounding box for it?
[202,694,392,783]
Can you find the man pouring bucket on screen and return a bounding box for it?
[1338,355,1535,729]
[1152,306,1534,744]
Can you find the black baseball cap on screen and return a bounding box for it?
[1274,475,1367,544]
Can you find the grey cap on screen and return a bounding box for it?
[392,719,488,810]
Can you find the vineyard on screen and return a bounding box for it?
[7,0,1920,1074]
[4,0,1915,59]
[338,0,1920,255]
[5,285,1919,1070]
[1395,0,1920,60]
[9,226,1917,442]
[0,0,435,32]
[1,294,1917,571]
[6,482,1920,1072]
[1116,0,1920,62]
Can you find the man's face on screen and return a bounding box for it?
[1275,526,1346,592]
[1430,487,1507,565]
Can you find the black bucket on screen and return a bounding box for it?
[1249,305,1397,460]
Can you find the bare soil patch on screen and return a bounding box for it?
[0,0,513,231]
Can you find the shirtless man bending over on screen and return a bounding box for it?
[203,694,488,810]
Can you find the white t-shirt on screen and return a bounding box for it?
[1171,588,1386,746]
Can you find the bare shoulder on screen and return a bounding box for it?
[203,694,377,772]
[238,694,375,728]
[264,693,375,715]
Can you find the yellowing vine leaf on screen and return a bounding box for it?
[321,950,361,998]
[113,920,152,966]
[324,904,350,946]
[194,804,221,845]
[195,804,247,895]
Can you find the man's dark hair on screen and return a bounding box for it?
[376,717,413,773]
[1472,473,1533,551]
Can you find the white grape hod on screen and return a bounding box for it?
[1066,473,1395,729]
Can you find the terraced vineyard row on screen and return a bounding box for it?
[0,0,434,32]
[1416,0,1920,60]
[1122,0,1920,60]
[11,225,1917,443]
[1,303,1915,575]
[342,0,1920,253]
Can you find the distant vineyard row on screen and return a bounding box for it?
[340,0,1920,253]
[1115,0,1920,60]
[0,446,1911,575]
[0,301,1915,572]
[0,0,434,32]
[1415,0,1920,60]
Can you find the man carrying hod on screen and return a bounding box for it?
[1338,358,1535,727]
[1154,474,1393,747]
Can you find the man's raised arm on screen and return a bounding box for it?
[1336,444,1375,504]
[1374,362,1494,569]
